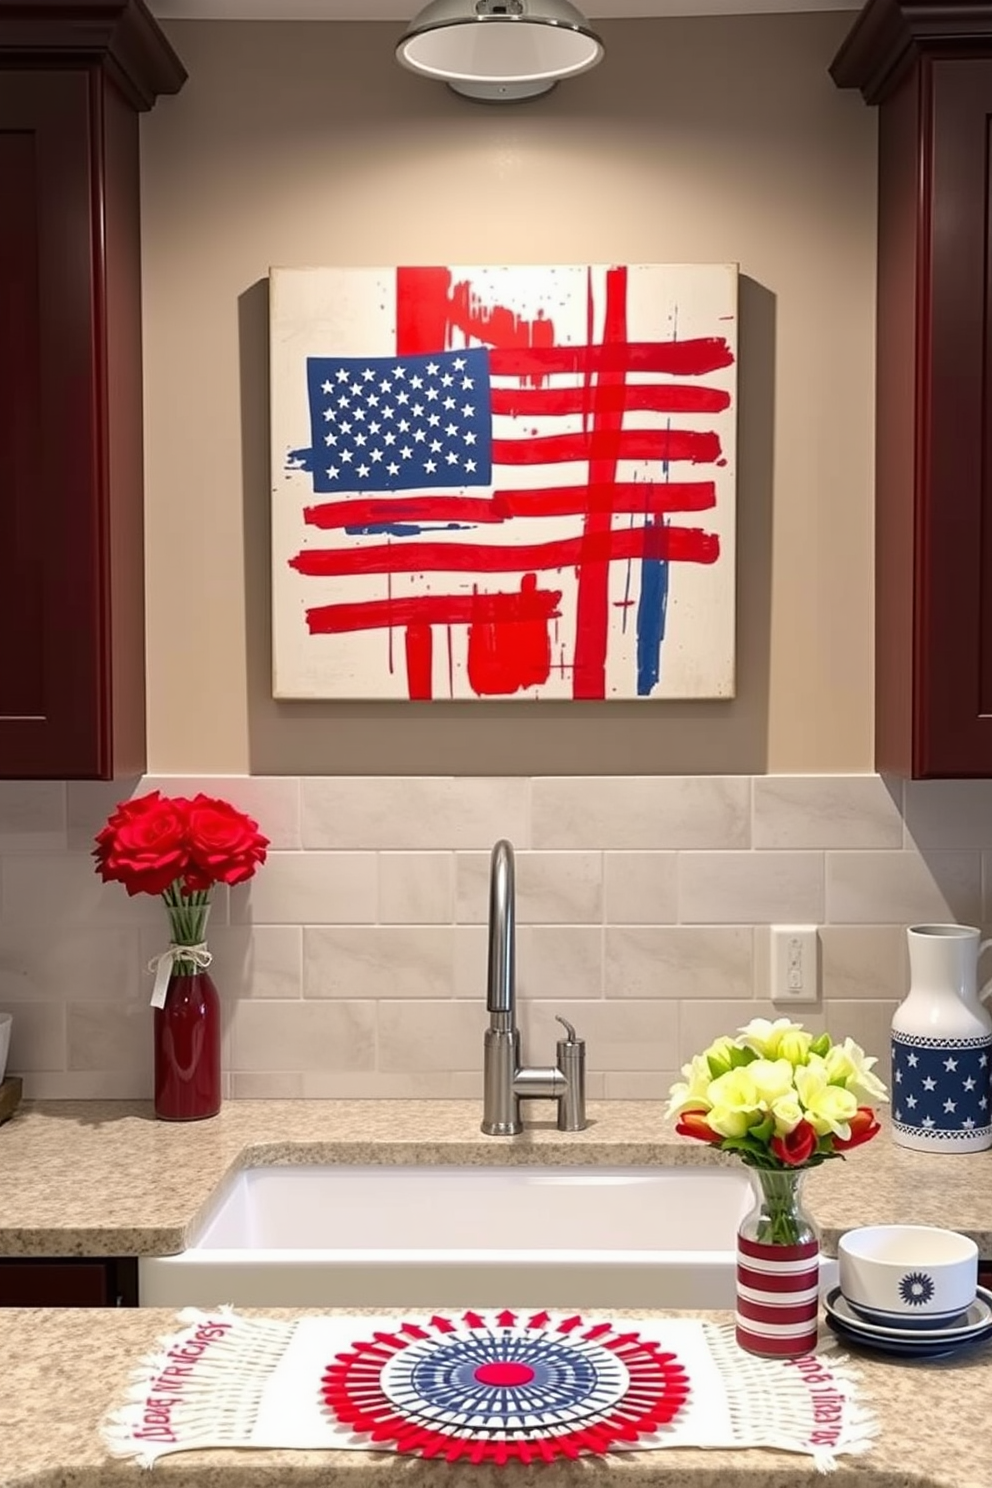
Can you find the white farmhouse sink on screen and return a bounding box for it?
[138,1164,754,1310]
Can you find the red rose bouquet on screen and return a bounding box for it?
[94,790,269,999]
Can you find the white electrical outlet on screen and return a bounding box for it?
[770,925,819,1005]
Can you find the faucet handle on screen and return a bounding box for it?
[555,1016,586,1132]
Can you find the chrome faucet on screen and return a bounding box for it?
[482,839,587,1135]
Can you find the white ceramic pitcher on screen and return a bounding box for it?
[891,924,992,1152]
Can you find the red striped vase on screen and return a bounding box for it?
[735,1168,820,1358]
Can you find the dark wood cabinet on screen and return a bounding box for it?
[0,1,185,779]
[832,2,992,778]
[0,1256,138,1306]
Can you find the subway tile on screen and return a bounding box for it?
[67,1001,152,1075]
[140,776,302,850]
[453,925,489,1001]
[603,1070,676,1100]
[532,777,749,850]
[904,780,992,850]
[604,853,678,925]
[181,926,303,1000]
[230,1000,375,1072]
[605,927,752,1000]
[0,782,66,852]
[230,1072,305,1098]
[0,1001,66,1073]
[817,926,908,1002]
[65,781,142,849]
[0,855,166,927]
[516,926,604,1000]
[304,927,455,1000]
[0,927,140,1002]
[679,852,824,924]
[378,1001,482,1073]
[826,851,981,925]
[520,1000,679,1073]
[67,776,301,851]
[302,778,529,850]
[379,853,454,924]
[753,775,902,849]
[22,1071,152,1099]
[299,1070,484,1099]
[456,851,603,925]
[230,852,376,924]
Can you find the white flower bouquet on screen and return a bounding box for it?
[667,1017,889,1170]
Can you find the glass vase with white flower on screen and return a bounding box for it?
[668,1018,888,1358]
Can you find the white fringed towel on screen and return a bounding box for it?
[103,1308,876,1472]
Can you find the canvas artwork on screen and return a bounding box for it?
[270,263,737,701]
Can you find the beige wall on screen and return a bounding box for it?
[139,12,876,777]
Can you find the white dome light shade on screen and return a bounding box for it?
[397,0,604,101]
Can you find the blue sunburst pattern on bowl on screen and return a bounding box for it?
[899,1271,936,1307]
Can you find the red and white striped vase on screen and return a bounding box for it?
[735,1168,819,1359]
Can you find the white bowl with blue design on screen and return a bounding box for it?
[838,1224,978,1328]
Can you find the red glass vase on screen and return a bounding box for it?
[154,971,221,1121]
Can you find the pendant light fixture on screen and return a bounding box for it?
[396,0,605,102]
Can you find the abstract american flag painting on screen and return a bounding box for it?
[270,263,737,700]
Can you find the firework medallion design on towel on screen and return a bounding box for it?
[103,1307,877,1471]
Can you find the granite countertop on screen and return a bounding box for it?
[2,1303,990,1488]
[1,1099,992,1257]
[4,1102,992,1488]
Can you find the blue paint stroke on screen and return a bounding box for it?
[636,517,670,696]
[344,523,474,538]
[287,445,315,472]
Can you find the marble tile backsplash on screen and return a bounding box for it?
[2,773,992,1101]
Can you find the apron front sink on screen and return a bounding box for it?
[138,1163,754,1310]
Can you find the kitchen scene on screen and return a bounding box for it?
[2,0,992,1482]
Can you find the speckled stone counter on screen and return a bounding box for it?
[1,1099,992,1257]
[1,1304,990,1488]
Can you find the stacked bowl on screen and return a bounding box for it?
[824,1225,992,1359]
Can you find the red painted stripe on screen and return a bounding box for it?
[738,1234,819,1263]
[397,266,559,357]
[489,338,735,378]
[735,1324,818,1356]
[573,266,625,699]
[305,585,563,636]
[396,267,453,356]
[303,482,718,531]
[290,526,720,579]
[490,384,731,417]
[466,573,554,695]
[737,1264,819,1294]
[735,1296,819,1326]
[404,623,433,700]
[491,429,722,467]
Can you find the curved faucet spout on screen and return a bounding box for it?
[481,838,588,1136]
[486,839,515,1024]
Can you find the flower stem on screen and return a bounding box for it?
[753,1169,807,1247]
[161,881,211,974]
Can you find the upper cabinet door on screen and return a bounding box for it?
[0,1,185,780]
[833,1,992,778]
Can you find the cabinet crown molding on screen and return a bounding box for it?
[832,0,992,103]
[0,0,186,110]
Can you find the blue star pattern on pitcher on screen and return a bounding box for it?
[891,1032,992,1143]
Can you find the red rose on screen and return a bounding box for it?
[832,1107,881,1151]
[184,795,269,890]
[675,1109,720,1144]
[770,1119,817,1167]
[93,791,189,896]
